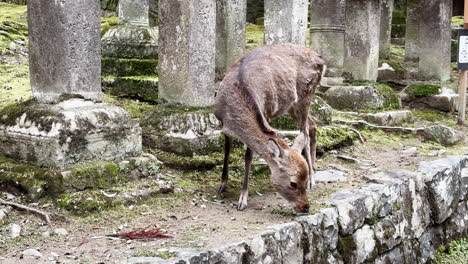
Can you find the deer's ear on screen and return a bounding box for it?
[268,139,284,160]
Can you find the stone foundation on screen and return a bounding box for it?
[101,27,159,59]
[0,98,142,168]
[126,156,468,263]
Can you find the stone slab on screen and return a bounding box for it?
[0,99,142,168]
[28,0,102,103]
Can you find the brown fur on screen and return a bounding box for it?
[214,43,325,212]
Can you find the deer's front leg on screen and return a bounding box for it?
[307,115,317,187]
[237,147,253,211]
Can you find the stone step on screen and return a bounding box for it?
[102,57,158,76]
[102,75,159,102]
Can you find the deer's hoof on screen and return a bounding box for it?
[237,202,248,211]
[217,184,227,194]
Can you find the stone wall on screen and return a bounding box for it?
[144,156,468,263]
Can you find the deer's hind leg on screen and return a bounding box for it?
[218,134,233,194]
[237,147,253,211]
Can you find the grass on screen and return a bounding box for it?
[245,25,264,52]
[431,237,468,264]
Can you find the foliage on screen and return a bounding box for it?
[431,237,468,264]
[100,16,119,36]
[452,16,464,28]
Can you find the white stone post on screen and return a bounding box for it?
[264,0,308,45]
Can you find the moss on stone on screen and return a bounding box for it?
[0,3,27,54]
[270,115,298,130]
[64,162,125,191]
[0,157,64,200]
[317,127,356,154]
[101,57,158,76]
[155,151,223,170]
[338,235,357,259]
[380,60,407,73]
[100,16,119,36]
[406,84,441,97]
[57,190,120,215]
[375,83,401,110]
[0,100,66,132]
[101,75,159,102]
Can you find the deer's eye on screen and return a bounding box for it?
[290,182,298,189]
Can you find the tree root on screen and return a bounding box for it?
[0,198,52,225]
[334,119,423,134]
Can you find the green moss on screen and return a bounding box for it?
[406,84,441,97]
[432,237,468,264]
[101,57,158,76]
[100,16,119,36]
[375,83,401,110]
[64,162,125,191]
[0,3,27,54]
[338,235,357,261]
[0,158,64,200]
[317,127,356,154]
[452,16,464,28]
[57,191,120,215]
[391,24,406,38]
[392,10,406,25]
[102,75,159,102]
[155,151,223,170]
[103,95,155,121]
[270,115,298,130]
[0,100,66,132]
[245,25,264,52]
[380,60,407,73]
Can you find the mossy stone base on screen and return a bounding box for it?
[141,106,223,156]
[102,57,158,76]
[0,155,161,202]
[400,84,457,112]
[102,76,159,102]
[0,98,142,168]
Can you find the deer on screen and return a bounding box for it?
[214,43,325,213]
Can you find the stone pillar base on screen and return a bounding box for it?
[0,98,142,168]
[101,27,158,59]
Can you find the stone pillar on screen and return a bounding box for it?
[264,0,308,45]
[159,0,216,106]
[149,0,159,27]
[28,0,102,103]
[216,0,247,78]
[344,0,381,81]
[418,0,452,81]
[310,0,346,77]
[118,0,150,27]
[404,0,419,62]
[379,0,394,59]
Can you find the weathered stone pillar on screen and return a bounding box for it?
[0,0,142,168]
[418,0,452,81]
[159,0,216,106]
[344,0,381,81]
[310,0,346,77]
[216,0,247,78]
[119,0,150,27]
[264,0,308,45]
[404,0,420,62]
[379,0,394,59]
[28,0,102,103]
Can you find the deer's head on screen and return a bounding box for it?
[267,138,310,213]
